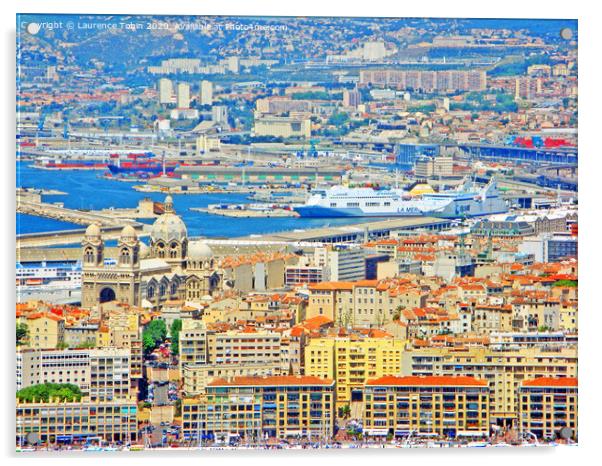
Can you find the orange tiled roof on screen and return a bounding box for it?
[309,282,354,291]
[522,377,578,387]
[366,375,487,387]
[302,315,333,330]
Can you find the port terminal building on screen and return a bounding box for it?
[176,166,345,186]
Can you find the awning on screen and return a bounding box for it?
[457,431,487,437]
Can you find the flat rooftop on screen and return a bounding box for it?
[238,217,452,242]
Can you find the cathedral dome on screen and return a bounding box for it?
[120,224,138,241]
[151,214,187,242]
[188,241,213,260]
[150,195,188,243]
[85,223,101,238]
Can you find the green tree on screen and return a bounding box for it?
[553,279,577,287]
[142,319,167,354]
[17,383,82,403]
[327,112,350,127]
[16,323,28,345]
[170,319,182,356]
[142,333,156,354]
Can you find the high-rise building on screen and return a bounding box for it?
[211,105,228,124]
[414,156,454,179]
[158,78,173,104]
[518,233,578,262]
[342,89,362,108]
[226,56,240,73]
[199,80,213,106]
[177,82,191,109]
[179,320,284,393]
[315,245,366,282]
[515,77,541,100]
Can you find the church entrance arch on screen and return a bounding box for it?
[99,287,116,303]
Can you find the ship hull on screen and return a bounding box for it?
[107,164,177,175]
[293,206,427,218]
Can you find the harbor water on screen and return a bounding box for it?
[16,161,367,238]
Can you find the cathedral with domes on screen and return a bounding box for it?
[81,195,222,310]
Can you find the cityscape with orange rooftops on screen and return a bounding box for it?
[15,12,577,451]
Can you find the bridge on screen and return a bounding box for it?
[331,140,578,167]
[455,143,577,166]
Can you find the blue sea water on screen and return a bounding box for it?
[17,214,82,234]
[16,161,366,238]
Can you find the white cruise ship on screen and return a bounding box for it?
[293,179,508,218]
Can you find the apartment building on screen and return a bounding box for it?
[182,375,335,442]
[199,80,213,106]
[17,312,65,350]
[158,78,173,104]
[305,337,405,404]
[414,156,454,179]
[182,362,282,396]
[17,348,133,402]
[253,116,311,139]
[359,69,487,92]
[363,375,490,438]
[179,320,209,366]
[315,245,366,282]
[306,279,426,327]
[401,346,577,426]
[472,304,513,334]
[518,377,577,441]
[16,398,137,445]
[208,330,282,366]
[176,82,190,109]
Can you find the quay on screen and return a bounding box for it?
[17,225,148,249]
[17,198,139,227]
[237,217,453,243]
[192,206,298,218]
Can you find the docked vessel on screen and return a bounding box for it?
[107,153,178,177]
[32,157,107,170]
[16,261,82,287]
[293,179,508,218]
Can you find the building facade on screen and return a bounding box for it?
[305,337,405,404]
[182,376,335,442]
[363,375,490,439]
[16,398,137,445]
[518,377,577,441]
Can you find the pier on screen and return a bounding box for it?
[17,225,148,249]
[17,197,140,227]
